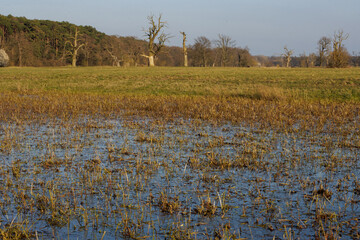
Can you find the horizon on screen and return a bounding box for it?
[1,0,359,56]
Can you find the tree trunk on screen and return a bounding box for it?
[55,39,59,58]
[148,55,155,67]
[16,33,23,67]
[141,54,155,67]
[69,28,84,67]
[184,54,188,67]
[72,49,77,67]
[181,32,188,67]
[106,49,121,67]
[286,58,290,68]
[18,42,22,67]
[202,52,207,67]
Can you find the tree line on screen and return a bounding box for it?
[0,14,358,67]
[276,30,359,68]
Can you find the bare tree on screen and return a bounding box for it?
[180,31,188,67]
[104,36,123,67]
[317,36,331,67]
[66,27,84,67]
[282,46,293,67]
[308,53,317,67]
[299,52,316,68]
[106,49,122,67]
[328,30,350,68]
[115,36,147,67]
[215,34,236,67]
[142,14,169,67]
[191,36,212,67]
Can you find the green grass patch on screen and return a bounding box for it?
[1,66,359,101]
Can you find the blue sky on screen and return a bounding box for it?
[1,0,359,56]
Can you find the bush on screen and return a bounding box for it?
[0,49,9,67]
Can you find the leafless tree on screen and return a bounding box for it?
[282,46,293,67]
[317,36,331,67]
[142,14,169,67]
[191,36,212,67]
[180,31,188,67]
[307,53,317,67]
[215,34,236,67]
[328,30,350,68]
[106,49,122,67]
[103,36,123,67]
[66,27,84,67]
[299,52,316,68]
[115,36,147,66]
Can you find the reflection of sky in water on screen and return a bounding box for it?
[0,116,359,239]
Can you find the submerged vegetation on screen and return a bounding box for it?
[0,67,359,239]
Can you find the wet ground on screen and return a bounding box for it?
[0,115,359,239]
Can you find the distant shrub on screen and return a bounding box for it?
[0,49,9,67]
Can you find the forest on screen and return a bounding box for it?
[0,14,359,67]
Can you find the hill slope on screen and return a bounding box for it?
[0,14,154,66]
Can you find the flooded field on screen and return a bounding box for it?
[1,112,359,239]
[0,67,360,239]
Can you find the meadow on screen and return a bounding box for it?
[0,67,359,239]
[1,67,360,100]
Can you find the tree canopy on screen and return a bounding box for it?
[0,14,149,66]
[1,15,357,67]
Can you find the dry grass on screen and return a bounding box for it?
[0,67,359,239]
[0,91,358,132]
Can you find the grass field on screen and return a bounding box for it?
[0,67,359,239]
[1,67,360,101]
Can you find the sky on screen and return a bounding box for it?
[1,0,359,56]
